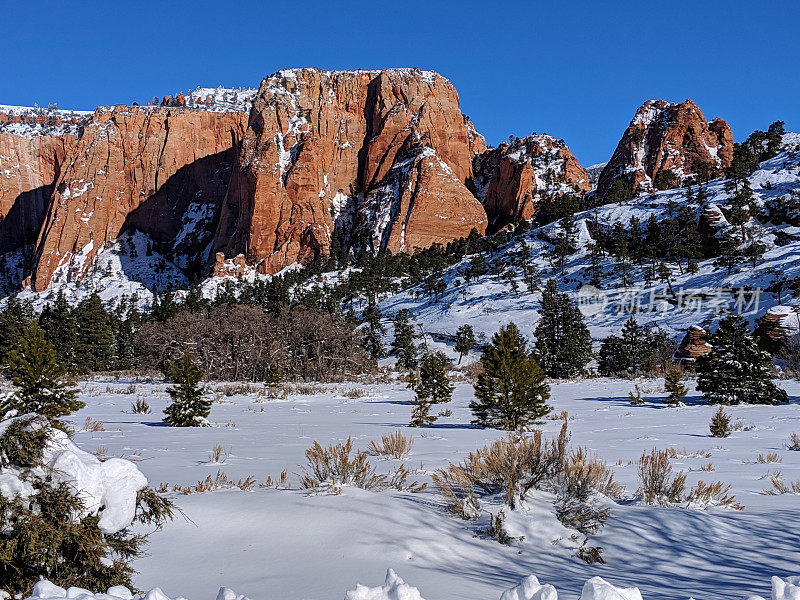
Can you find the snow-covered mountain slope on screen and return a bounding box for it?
[380,134,800,343]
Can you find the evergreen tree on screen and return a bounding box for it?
[534,279,592,378]
[470,323,551,430]
[73,293,115,373]
[38,291,77,370]
[598,318,672,376]
[361,298,386,360]
[455,324,476,364]
[415,351,453,404]
[0,296,35,362]
[0,322,83,424]
[163,353,211,427]
[664,365,688,406]
[696,315,788,405]
[390,309,418,371]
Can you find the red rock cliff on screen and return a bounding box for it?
[473,134,590,231]
[212,68,487,273]
[31,107,248,291]
[596,99,733,201]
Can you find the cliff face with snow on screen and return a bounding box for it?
[0,73,753,298]
[595,99,733,201]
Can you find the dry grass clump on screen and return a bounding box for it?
[106,383,137,395]
[165,470,257,494]
[665,447,712,459]
[299,437,388,491]
[786,433,800,451]
[638,448,743,509]
[80,417,104,432]
[262,470,290,489]
[341,388,368,399]
[687,481,744,510]
[756,452,782,464]
[208,444,230,464]
[215,382,264,397]
[388,465,427,493]
[762,471,800,495]
[638,449,687,505]
[292,383,328,396]
[129,398,151,414]
[368,431,413,459]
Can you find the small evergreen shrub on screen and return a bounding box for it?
[163,353,211,427]
[709,406,731,438]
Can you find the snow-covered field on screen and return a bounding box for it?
[62,377,800,600]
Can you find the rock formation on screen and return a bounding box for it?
[596,99,733,201]
[473,134,590,231]
[31,106,248,290]
[212,68,487,273]
[674,325,712,362]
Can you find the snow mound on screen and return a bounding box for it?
[345,569,425,600]
[500,575,558,600]
[579,577,642,600]
[747,576,800,600]
[25,581,250,600]
[0,415,148,534]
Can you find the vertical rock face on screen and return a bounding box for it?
[596,99,733,201]
[472,134,590,232]
[674,325,712,362]
[0,133,77,255]
[212,68,487,272]
[31,107,248,291]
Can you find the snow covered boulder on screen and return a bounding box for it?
[579,577,643,600]
[748,576,800,600]
[0,414,148,534]
[500,575,558,600]
[345,569,425,600]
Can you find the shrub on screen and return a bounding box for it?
[786,432,800,451]
[368,431,413,459]
[130,398,151,414]
[687,480,744,510]
[664,366,688,405]
[299,438,387,491]
[637,448,687,505]
[0,416,173,597]
[709,406,731,438]
[762,471,800,495]
[208,444,230,464]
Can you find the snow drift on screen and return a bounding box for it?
[0,415,148,534]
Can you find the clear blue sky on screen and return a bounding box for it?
[3,1,798,166]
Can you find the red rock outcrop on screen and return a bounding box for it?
[754,306,797,354]
[213,68,487,272]
[31,106,248,290]
[596,99,733,201]
[674,325,712,362]
[0,132,77,255]
[473,134,590,231]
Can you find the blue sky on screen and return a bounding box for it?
[3,1,798,165]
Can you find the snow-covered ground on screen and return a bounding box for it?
[60,377,800,600]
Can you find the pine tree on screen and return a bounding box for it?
[390,309,418,371]
[362,299,386,360]
[696,315,788,405]
[470,323,551,430]
[534,279,592,378]
[455,324,476,364]
[73,293,115,373]
[0,322,83,424]
[410,352,453,427]
[38,291,77,370]
[598,318,669,376]
[163,353,211,427]
[664,365,688,406]
[0,296,35,362]
[416,351,453,404]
